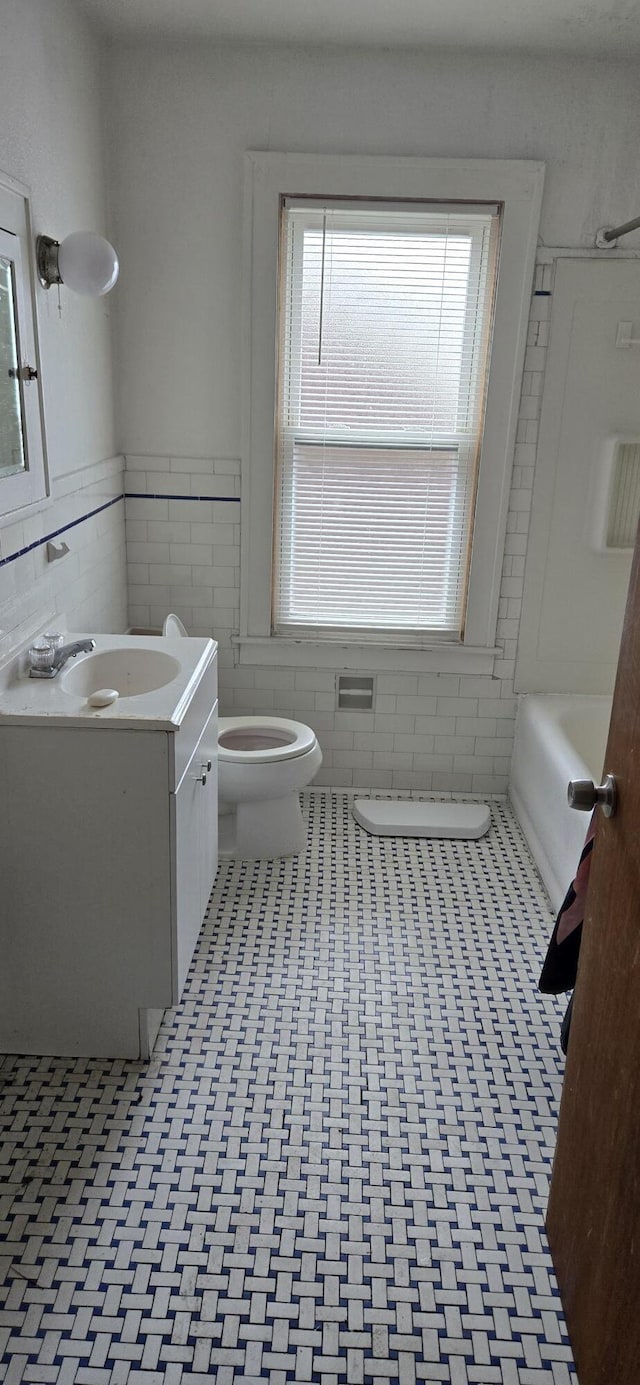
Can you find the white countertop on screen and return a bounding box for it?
[0,633,217,731]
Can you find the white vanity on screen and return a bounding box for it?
[0,632,218,1058]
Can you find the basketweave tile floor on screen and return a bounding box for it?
[0,792,577,1385]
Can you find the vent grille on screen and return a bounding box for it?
[607,441,640,549]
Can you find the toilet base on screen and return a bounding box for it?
[218,792,307,859]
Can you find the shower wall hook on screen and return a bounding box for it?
[46,539,70,563]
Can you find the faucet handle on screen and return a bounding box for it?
[28,641,57,673]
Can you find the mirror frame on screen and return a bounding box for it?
[0,171,48,522]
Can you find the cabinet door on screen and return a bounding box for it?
[198,702,218,920]
[171,701,219,1000]
[172,756,204,1000]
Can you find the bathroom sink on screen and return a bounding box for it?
[61,647,181,699]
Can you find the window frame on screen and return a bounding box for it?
[239,152,544,672]
[273,198,499,642]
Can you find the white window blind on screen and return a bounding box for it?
[273,199,500,640]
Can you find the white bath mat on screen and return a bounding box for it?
[353,799,491,839]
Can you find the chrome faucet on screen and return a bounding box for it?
[28,637,96,679]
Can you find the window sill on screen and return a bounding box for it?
[233,636,500,675]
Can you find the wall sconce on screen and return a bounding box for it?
[36,231,119,296]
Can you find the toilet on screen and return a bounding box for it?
[162,615,322,859]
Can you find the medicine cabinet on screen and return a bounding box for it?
[0,173,48,518]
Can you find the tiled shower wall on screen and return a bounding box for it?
[0,456,127,657]
[125,265,554,794]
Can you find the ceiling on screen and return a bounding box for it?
[75,0,640,56]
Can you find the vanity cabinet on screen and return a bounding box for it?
[0,653,218,1059]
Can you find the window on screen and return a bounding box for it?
[240,154,544,672]
[274,200,499,641]
[0,174,48,519]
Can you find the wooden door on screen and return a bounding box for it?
[546,519,640,1382]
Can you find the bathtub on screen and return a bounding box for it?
[509,694,612,913]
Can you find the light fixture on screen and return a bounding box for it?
[36,231,119,296]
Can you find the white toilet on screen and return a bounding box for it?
[163,615,322,859]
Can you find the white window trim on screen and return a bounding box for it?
[238,152,544,673]
[0,170,49,524]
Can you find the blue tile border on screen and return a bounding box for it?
[0,494,124,571]
[0,489,242,571]
[125,491,241,503]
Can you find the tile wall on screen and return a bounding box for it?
[125,266,554,794]
[0,456,127,658]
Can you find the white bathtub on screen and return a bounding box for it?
[509,694,612,912]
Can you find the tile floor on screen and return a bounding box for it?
[0,793,577,1384]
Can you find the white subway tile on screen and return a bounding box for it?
[459,676,500,699]
[391,770,432,790]
[147,520,191,543]
[396,695,438,715]
[127,497,166,521]
[435,697,478,717]
[295,669,335,691]
[434,735,475,755]
[479,697,516,719]
[414,715,455,736]
[170,456,214,475]
[353,769,393,789]
[412,753,453,772]
[170,543,212,566]
[322,731,355,751]
[373,714,415,734]
[474,736,515,757]
[416,674,460,696]
[456,717,497,738]
[432,771,472,792]
[168,500,208,522]
[453,755,495,774]
[393,732,430,753]
[472,774,508,795]
[211,587,238,609]
[374,751,413,770]
[127,541,171,564]
[377,674,418,695]
[127,563,149,585]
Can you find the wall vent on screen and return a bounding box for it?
[336,674,375,711]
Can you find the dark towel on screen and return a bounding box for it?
[539,812,597,1052]
[539,811,596,995]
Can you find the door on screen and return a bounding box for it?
[546,517,640,1382]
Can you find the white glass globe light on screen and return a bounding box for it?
[57,232,119,296]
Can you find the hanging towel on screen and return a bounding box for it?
[539,811,597,1051]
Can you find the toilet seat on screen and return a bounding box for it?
[218,716,317,764]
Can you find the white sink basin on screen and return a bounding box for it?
[62,647,181,698]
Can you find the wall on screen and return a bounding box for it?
[516,257,640,694]
[0,0,126,652]
[107,41,640,791]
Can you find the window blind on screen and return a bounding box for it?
[273,199,500,639]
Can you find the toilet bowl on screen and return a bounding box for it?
[162,615,322,858]
[218,716,322,858]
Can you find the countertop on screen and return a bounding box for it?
[0,633,217,731]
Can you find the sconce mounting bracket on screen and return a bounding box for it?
[36,234,61,289]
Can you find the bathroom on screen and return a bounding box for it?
[1,0,640,1379]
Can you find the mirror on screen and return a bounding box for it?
[0,249,27,479]
[0,175,47,517]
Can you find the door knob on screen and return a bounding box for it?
[567,773,617,817]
